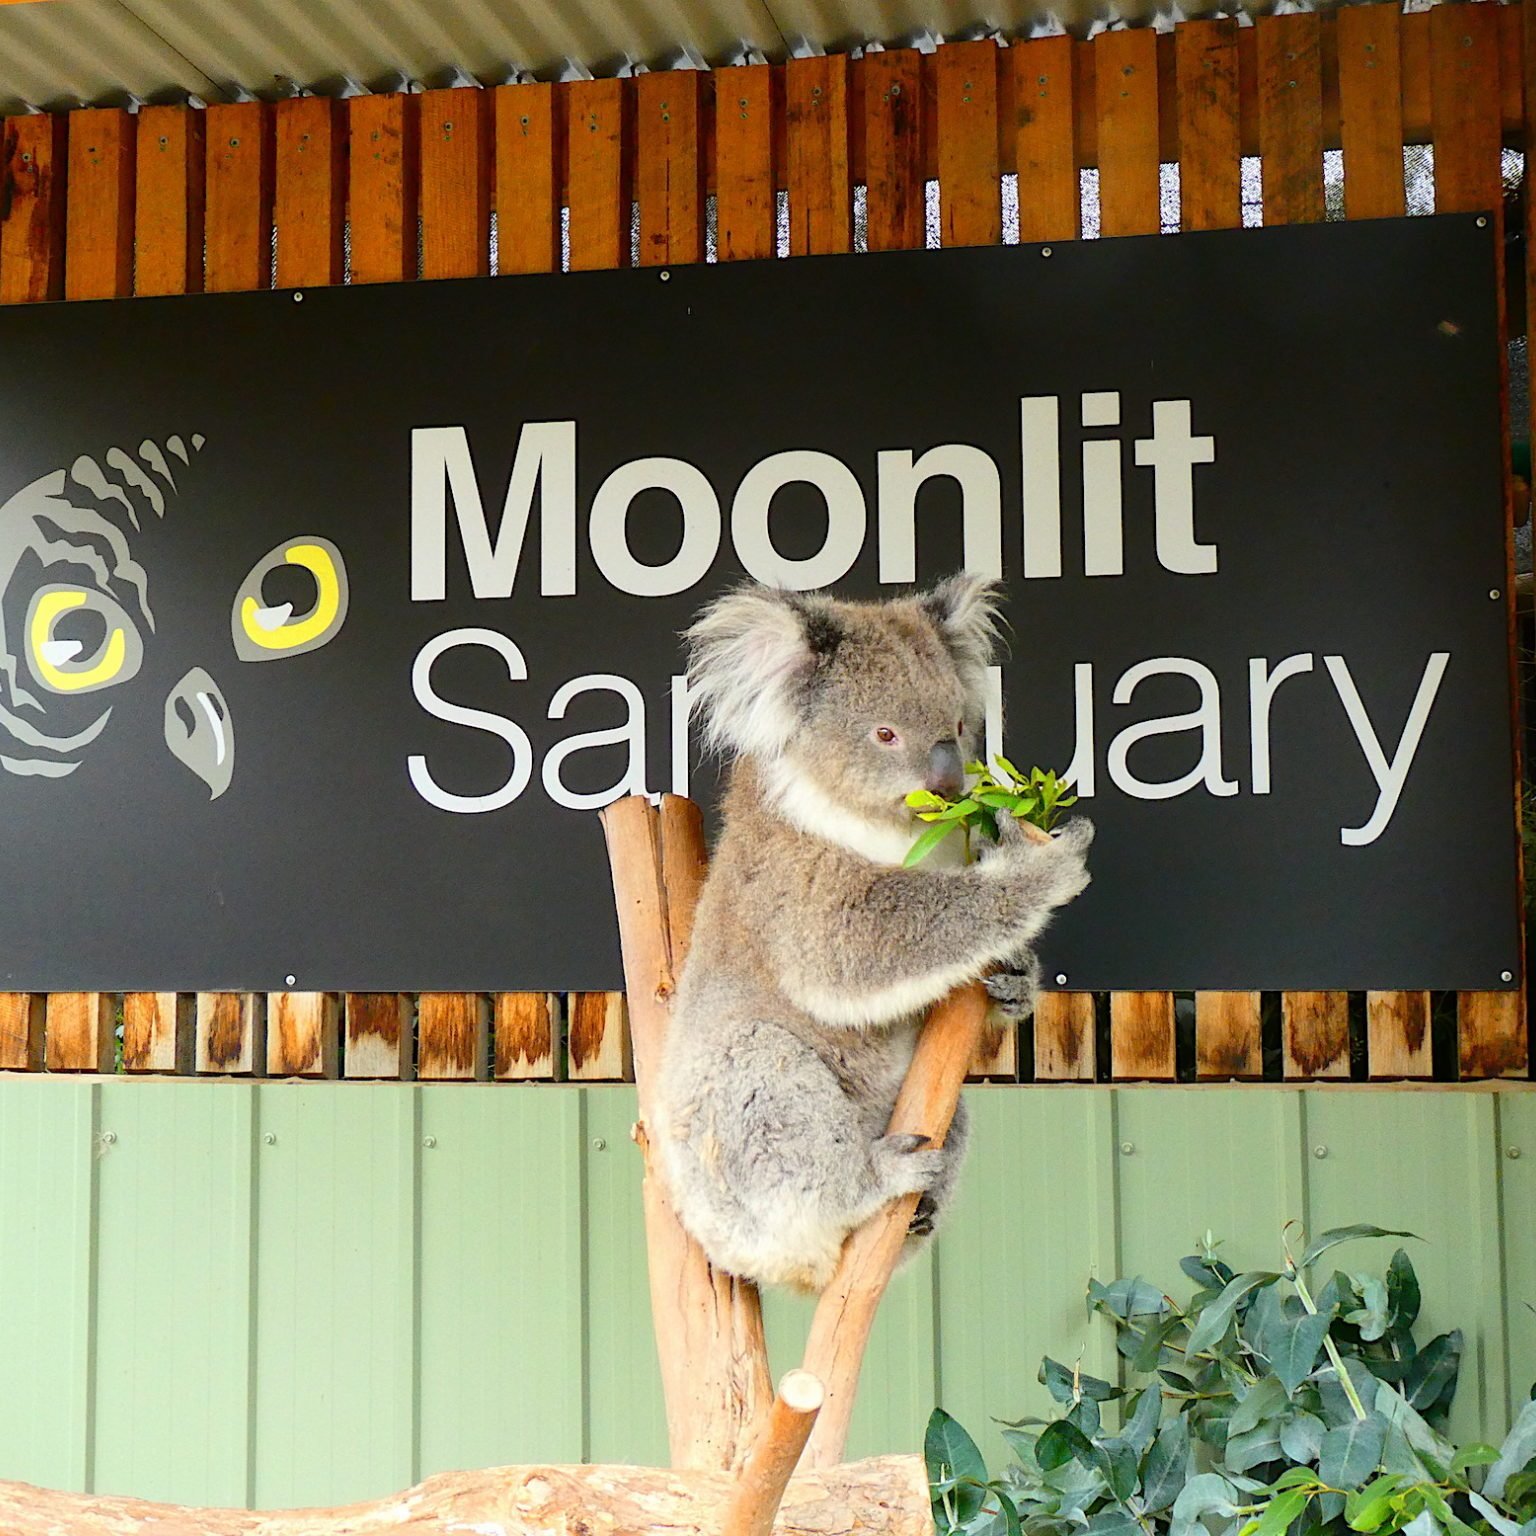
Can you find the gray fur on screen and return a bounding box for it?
[658,573,1093,1292]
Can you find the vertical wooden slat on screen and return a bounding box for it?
[419,86,491,280]
[1110,992,1176,1081]
[862,50,923,252]
[1177,18,1241,231]
[1014,35,1079,243]
[266,994,340,1078]
[1195,992,1262,1078]
[495,81,560,275]
[274,96,345,289]
[1366,991,1432,1079]
[64,107,134,301]
[636,70,703,267]
[195,993,264,1075]
[494,993,563,1081]
[135,104,204,296]
[566,78,628,272]
[1282,990,1349,1079]
[0,994,45,1070]
[1034,993,1096,1081]
[1430,1,1526,1079]
[204,102,274,294]
[715,63,776,261]
[344,993,413,1079]
[347,93,418,285]
[1,113,66,303]
[1094,29,1160,238]
[936,40,1001,248]
[45,992,116,1071]
[1257,13,1325,226]
[567,992,631,1081]
[121,994,192,1074]
[1337,3,1406,222]
[786,54,852,256]
[417,992,489,1080]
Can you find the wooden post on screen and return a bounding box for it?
[721,1371,826,1536]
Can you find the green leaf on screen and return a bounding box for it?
[927,1409,990,1529]
[1272,1467,1325,1492]
[990,1485,1025,1536]
[1469,1492,1523,1536]
[1231,1376,1290,1437]
[906,789,948,810]
[1345,1276,1391,1343]
[1039,1355,1122,1403]
[1119,1383,1162,1455]
[1228,1421,1287,1475]
[1272,1310,1335,1396]
[1282,1413,1326,1466]
[1300,1226,1419,1272]
[904,820,959,867]
[1132,1314,1185,1374]
[1318,1359,1382,1428]
[1373,1382,1455,1481]
[1086,1515,1142,1536]
[1098,1439,1140,1502]
[992,754,1023,783]
[1187,1272,1280,1356]
[1170,1473,1242,1536]
[1143,1419,1194,1513]
[1345,1473,1406,1524]
[1036,1419,1096,1473]
[1319,1415,1388,1490]
[1090,1276,1168,1320]
[1402,1332,1462,1419]
[1451,1443,1501,1477]
[1487,1399,1536,1501]
[1387,1250,1422,1332]
[1249,1488,1310,1536]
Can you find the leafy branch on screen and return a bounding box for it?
[905,757,1078,868]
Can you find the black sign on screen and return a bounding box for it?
[0,217,1519,992]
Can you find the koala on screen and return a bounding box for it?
[657,572,1094,1293]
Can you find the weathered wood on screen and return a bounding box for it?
[122,993,193,1074]
[1337,3,1406,221]
[1034,992,1096,1081]
[343,993,413,1079]
[1195,992,1262,1079]
[266,993,339,1078]
[196,993,264,1075]
[715,63,776,261]
[1282,991,1350,1079]
[135,104,204,296]
[274,95,345,289]
[494,992,562,1081]
[1257,13,1324,226]
[347,92,418,284]
[936,39,1000,248]
[45,992,113,1072]
[0,994,44,1071]
[1176,18,1240,231]
[786,54,851,256]
[1,113,66,303]
[494,81,559,275]
[65,107,134,300]
[863,49,923,253]
[1094,28,1160,238]
[566,77,628,272]
[567,991,631,1082]
[636,69,703,267]
[1110,992,1176,1081]
[204,102,273,293]
[800,980,988,1469]
[1366,991,1432,1079]
[1013,35,1079,243]
[417,992,489,1080]
[722,1371,825,1536]
[0,1458,929,1536]
[419,86,490,280]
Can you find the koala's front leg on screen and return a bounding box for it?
[905,1095,969,1245]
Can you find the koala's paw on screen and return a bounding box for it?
[984,964,1040,1021]
[1038,817,1093,908]
[908,1190,937,1237]
[873,1132,946,1199]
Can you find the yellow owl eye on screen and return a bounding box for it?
[26,585,143,694]
[232,538,349,662]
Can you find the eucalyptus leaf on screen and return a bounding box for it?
[1170,1473,1242,1536]
[1450,1442,1500,1476]
[1040,1356,1122,1404]
[1248,1487,1308,1536]
[1086,1513,1143,1536]
[1300,1226,1418,1272]
[1118,1383,1164,1456]
[1318,1414,1387,1490]
[904,819,959,867]
[1227,1421,1287,1475]
[1387,1250,1422,1332]
[1091,1276,1169,1320]
[1231,1377,1290,1437]
[1143,1419,1194,1513]
[1281,1413,1326,1466]
[1374,1381,1456,1481]
[1345,1277,1391,1343]
[1402,1333,1462,1420]
[1399,1510,1442,1536]
[927,1409,991,1527]
[1486,1398,1536,1501]
[1469,1491,1523,1536]
[1272,1311,1335,1396]
[1037,1418,1097,1473]
[1187,1273,1281,1357]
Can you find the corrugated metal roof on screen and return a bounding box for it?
[0,0,1191,115]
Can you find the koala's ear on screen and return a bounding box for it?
[686,586,839,758]
[922,571,1005,673]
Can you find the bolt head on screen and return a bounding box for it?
[284,974,296,985]
[1055,973,1067,985]
[1119,1141,1134,1155]
[1041,246,1053,258]
[263,1132,277,1146]
[659,269,671,282]
[592,1137,608,1151]
[1507,1146,1522,1159]
[423,1135,437,1149]
[1313,1145,1328,1159]
[1490,589,1502,600]
[1502,970,1514,983]
[292,292,304,304]
[100,1130,117,1146]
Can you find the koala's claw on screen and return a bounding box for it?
[984,968,1038,1021]
[908,1191,937,1237]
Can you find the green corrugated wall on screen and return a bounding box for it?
[0,1078,1531,1511]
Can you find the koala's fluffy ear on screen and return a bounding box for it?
[922,571,1005,690]
[686,586,839,759]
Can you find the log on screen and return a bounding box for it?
[723,1370,826,1536]
[0,1456,929,1536]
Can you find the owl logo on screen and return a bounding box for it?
[0,435,349,799]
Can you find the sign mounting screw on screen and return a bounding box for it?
[1055,973,1067,985]
[423,1136,437,1149]
[284,974,296,986]
[1476,215,1488,228]
[1313,1145,1329,1159]
[1041,246,1053,258]
[1490,589,1501,600]
[293,291,304,303]
[1119,1141,1134,1155]
[659,269,671,282]
[1501,970,1513,982]
[263,1132,277,1146]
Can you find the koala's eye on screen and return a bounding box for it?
[232,537,350,662]
[25,584,144,695]
[873,726,900,746]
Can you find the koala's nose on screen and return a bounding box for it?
[925,738,965,800]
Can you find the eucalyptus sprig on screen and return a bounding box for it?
[904,757,1078,869]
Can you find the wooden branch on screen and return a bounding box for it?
[799,978,991,1470]
[599,793,773,1473]
[722,1370,826,1536]
[0,1456,929,1536]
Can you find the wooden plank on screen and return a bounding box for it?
[195,993,263,1075]
[347,92,418,284]
[1176,18,1240,231]
[1110,992,1175,1081]
[785,54,851,256]
[135,104,204,296]
[494,81,559,275]
[936,39,1000,247]
[1094,28,1160,239]
[494,992,563,1081]
[715,62,776,261]
[274,95,344,289]
[1257,13,1324,226]
[565,77,628,272]
[0,113,66,303]
[343,993,413,1079]
[204,102,273,294]
[419,85,491,280]
[42,993,112,1072]
[1366,991,1432,1079]
[1336,3,1406,221]
[1282,990,1350,1079]
[266,993,340,1078]
[417,992,489,1080]
[122,993,192,1074]
[1013,35,1079,245]
[568,991,631,1081]
[64,107,134,300]
[635,69,703,267]
[0,994,44,1070]
[1194,992,1262,1079]
[1033,993,1095,1080]
[862,50,923,252]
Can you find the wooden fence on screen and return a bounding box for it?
[0,1,1528,1087]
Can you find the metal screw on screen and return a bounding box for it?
[263,1132,277,1146]
[1490,589,1502,600]
[292,292,304,304]
[890,82,902,96]
[1055,973,1067,985]
[592,1137,608,1151]
[229,137,240,148]
[285,973,297,985]
[1041,246,1053,258]
[1313,1145,1329,1159]
[423,1135,437,1149]
[1119,1141,1135,1155]
[1501,970,1514,982]
[1476,215,1488,228]
[100,1130,117,1146]
[1507,1146,1522,1159]
[659,269,671,282]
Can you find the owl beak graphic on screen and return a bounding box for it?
[164,666,234,800]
